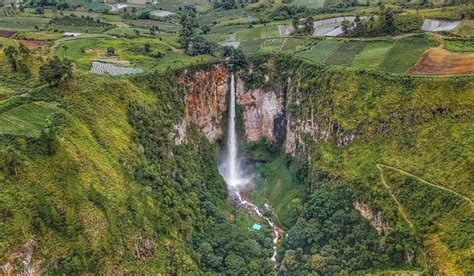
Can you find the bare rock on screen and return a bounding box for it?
[354,201,391,235]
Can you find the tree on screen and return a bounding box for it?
[305,16,314,34]
[144,43,151,53]
[3,45,17,71]
[292,16,299,29]
[0,147,21,176]
[201,24,210,34]
[18,61,31,78]
[381,9,397,35]
[18,43,30,56]
[106,47,115,56]
[39,57,73,87]
[186,36,215,56]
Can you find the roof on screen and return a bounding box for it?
[252,224,262,231]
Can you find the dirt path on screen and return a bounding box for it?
[378,164,473,205]
[377,164,414,227]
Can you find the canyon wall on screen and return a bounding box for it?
[175,65,286,145]
[175,64,229,144]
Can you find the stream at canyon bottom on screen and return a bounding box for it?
[219,73,281,264]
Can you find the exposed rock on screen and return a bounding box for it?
[354,201,391,235]
[1,239,41,276]
[173,119,187,145]
[134,237,155,261]
[178,64,229,143]
[235,77,284,142]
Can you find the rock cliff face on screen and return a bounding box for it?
[175,64,356,152]
[175,66,287,145]
[176,64,229,143]
[353,201,391,235]
[235,77,285,143]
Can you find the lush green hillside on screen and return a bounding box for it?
[0,60,274,273]
[240,54,473,274]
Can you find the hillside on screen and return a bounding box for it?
[0,0,472,274]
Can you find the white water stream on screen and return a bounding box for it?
[219,73,280,263]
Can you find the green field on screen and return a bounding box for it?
[378,36,432,74]
[282,37,304,51]
[289,0,325,8]
[240,39,264,53]
[259,38,286,52]
[0,101,59,137]
[453,20,474,37]
[297,40,340,64]
[326,41,366,65]
[351,41,395,70]
[0,16,49,31]
[235,25,280,40]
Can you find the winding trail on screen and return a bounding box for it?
[377,164,414,227]
[377,164,473,206]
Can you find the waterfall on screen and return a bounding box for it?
[220,73,280,264]
[227,73,239,190]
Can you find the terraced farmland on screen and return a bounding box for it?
[378,36,432,74]
[0,101,59,138]
[0,17,49,31]
[326,41,365,65]
[351,41,394,70]
[297,40,340,64]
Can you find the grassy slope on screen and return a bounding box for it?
[0,67,229,273]
[270,56,473,272]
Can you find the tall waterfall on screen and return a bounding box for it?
[220,73,280,264]
[227,73,239,190]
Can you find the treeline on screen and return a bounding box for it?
[342,10,422,37]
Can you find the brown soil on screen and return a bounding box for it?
[410,47,474,76]
[17,39,48,50]
[0,30,13,38]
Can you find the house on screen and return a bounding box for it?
[252,224,262,231]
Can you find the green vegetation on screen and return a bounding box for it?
[252,156,302,227]
[351,40,394,69]
[326,40,365,65]
[378,36,432,73]
[0,0,472,274]
[0,101,59,137]
[297,40,340,64]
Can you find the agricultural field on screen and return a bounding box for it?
[378,36,433,74]
[444,39,474,52]
[326,41,365,65]
[296,40,340,64]
[235,25,280,41]
[351,41,394,70]
[409,47,474,76]
[0,16,49,31]
[240,39,265,53]
[452,20,474,37]
[0,101,60,138]
[288,0,325,8]
[281,37,304,51]
[47,16,114,33]
[259,38,286,52]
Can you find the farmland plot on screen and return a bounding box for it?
[297,40,340,64]
[378,36,432,74]
[0,17,49,31]
[351,41,394,69]
[326,41,365,65]
[410,48,474,75]
[0,101,59,138]
[90,62,143,76]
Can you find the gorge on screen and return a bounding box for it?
[1,54,472,274]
